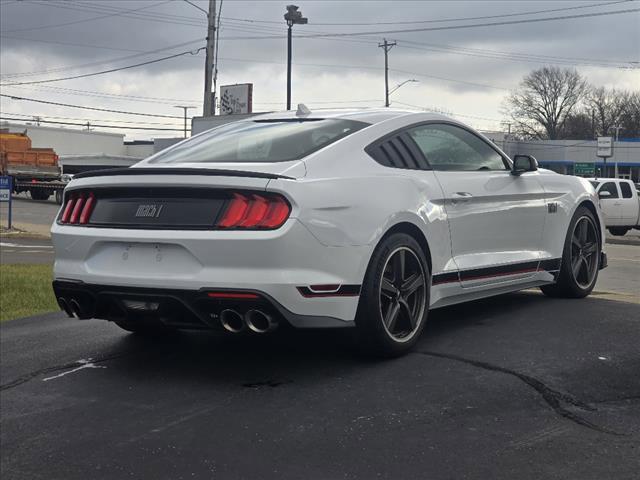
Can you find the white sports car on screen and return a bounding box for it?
[52,108,607,356]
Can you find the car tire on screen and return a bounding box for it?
[608,227,629,236]
[355,233,430,357]
[540,206,600,299]
[114,318,174,336]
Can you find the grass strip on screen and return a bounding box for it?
[0,264,58,322]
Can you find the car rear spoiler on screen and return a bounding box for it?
[73,167,294,180]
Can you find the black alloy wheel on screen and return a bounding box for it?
[355,232,430,357]
[570,216,599,289]
[379,247,427,342]
[541,206,600,299]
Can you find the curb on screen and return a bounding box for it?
[606,237,640,246]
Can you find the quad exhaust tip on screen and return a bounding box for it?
[58,297,75,318]
[219,309,278,334]
[220,309,246,333]
[245,309,278,334]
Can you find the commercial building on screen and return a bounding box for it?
[501,138,640,182]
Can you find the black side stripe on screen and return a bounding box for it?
[432,271,459,286]
[432,258,562,286]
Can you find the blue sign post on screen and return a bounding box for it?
[0,176,12,229]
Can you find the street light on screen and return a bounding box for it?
[175,105,195,138]
[284,5,308,111]
[388,79,418,102]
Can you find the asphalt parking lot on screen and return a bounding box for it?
[1,292,639,479]
[1,195,639,479]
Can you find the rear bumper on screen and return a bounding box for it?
[51,219,371,324]
[52,281,353,330]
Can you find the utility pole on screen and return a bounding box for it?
[378,38,396,107]
[284,5,308,111]
[204,0,216,116]
[175,106,195,138]
[183,0,216,116]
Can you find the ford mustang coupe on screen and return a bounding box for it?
[52,108,607,356]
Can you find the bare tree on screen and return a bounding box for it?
[562,110,593,140]
[618,90,640,138]
[504,67,589,139]
[589,87,625,137]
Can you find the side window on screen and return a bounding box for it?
[600,182,619,199]
[407,124,507,171]
[620,182,633,199]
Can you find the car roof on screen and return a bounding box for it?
[250,107,453,125]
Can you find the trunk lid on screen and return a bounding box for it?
[62,161,302,230]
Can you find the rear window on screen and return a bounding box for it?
[620,182,633,199]
[148,119,369,164]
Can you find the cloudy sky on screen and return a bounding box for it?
[1,0,638,139]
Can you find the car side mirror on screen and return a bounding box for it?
[511,155,538,176]
[598,190,611,199]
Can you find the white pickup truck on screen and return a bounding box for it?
[588,178,640,236]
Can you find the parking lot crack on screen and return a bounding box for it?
[413,350,625,436]
[0,354,124,391]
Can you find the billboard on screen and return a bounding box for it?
[219,83,253,115]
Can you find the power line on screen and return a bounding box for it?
[217,7,640,40]
[0,39,204,79]
[2,84,200,106]
[0,34,145,52]
[2,111,186,127]
[2,0,172,33]
[301,0,633,25]
[0,94,185,119]
[306,7,640,38]
[0,116,189,132]
[28,0,206,27]
[197,1,631,26]
[0,48,205,86]
[396,39,636,65]
[392,100,503,123]
[396,42,636,69]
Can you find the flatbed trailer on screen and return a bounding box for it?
[12,178,67,204]
[1,130,65,203]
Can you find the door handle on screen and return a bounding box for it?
[451,192,473,204]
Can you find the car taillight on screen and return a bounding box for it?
[59,191,96,225]
[217,193,290,229]
[79,193,96,224]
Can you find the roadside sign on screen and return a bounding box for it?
[0,176,11,202]
[0,176,12,229]
[574,162,595,176]
[597,136,613,158]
